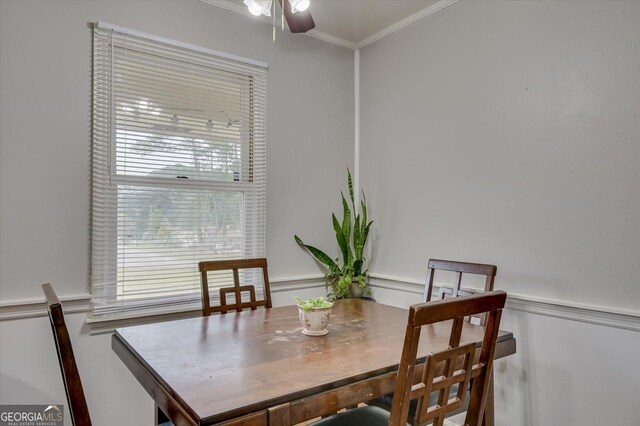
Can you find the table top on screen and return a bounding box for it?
[113,299,514,425]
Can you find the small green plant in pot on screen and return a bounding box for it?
[294,297,334,336]
[295,169,373,300]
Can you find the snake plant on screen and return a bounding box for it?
[295,169,373,299]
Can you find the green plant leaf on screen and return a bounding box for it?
[294,235,339,271]
[353,214,361,259]
[340,193,354,264]
[353,259,363,276]
[332,214,349,264]
[360,195,367,233]
[340,193,351,240]
[293,296,333,311]
[361,221,373,250]
[347,168,355,207]
[294,169,373,301]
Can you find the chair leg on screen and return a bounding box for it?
[481,373,495,426]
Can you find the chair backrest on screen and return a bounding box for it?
[199,258,272,316]
[423,259,497,325]
[42,283,92,426]
[389,291,507,426]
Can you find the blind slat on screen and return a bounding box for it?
[92,24,267,317]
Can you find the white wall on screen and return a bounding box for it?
[360,1,640,425]
[360,0,640,310]
[0,313,154,425]
[0,283,327,426]
[0,0,351,424]
[368,282,640,425]
[0,0,354,302]
[3,1,640,426]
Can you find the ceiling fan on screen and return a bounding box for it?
[244,0,316,33]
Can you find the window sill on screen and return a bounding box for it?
[86,304,203,335]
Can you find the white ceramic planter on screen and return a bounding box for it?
[297,304,333,336]
[350,283,364,298]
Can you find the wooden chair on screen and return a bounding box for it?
[43,283,92,426]
[424,259,497,326]
[199,258,272,316]
[44,283,174,426]
[312,291,507,426]
[369,259,498,419]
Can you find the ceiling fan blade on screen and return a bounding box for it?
[278,0,315,33]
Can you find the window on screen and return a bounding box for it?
[91,23,267,316]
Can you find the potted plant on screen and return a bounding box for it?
[295,169,373,300]
[294,297,334,336]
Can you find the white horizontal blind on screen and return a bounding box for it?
[92,24,267,316]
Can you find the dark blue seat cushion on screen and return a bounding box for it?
[310,405,400,426]
[311,384,464,425]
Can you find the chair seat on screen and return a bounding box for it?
[310,405,404,426]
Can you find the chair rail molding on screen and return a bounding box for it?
[0,276,326,323]
[369,274,640,333]
[0,293,92,321]
[5,274,637,332]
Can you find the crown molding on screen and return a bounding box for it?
[199,0,275,29]
[199,0,458,50]
[201,0,250,16]
[199,0,356,49]
[304,30,358,50]
[354,0,459,49]
[199,0,276,34]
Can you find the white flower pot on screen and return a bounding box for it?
[297,305,333,336]
[350,283,364,298]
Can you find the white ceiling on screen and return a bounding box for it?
[309,0,441,44]
[203,0,457,49]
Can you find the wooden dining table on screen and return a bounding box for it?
[112,298,516,426]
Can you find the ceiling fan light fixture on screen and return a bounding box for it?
[244,0,272,17]
[289,0,310,14]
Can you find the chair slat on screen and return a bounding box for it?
[396,291,507,426]
[425,258,498,326]
[309,292,507,426]
[199,258,272,316]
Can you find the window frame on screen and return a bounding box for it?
[90,22,267,317]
